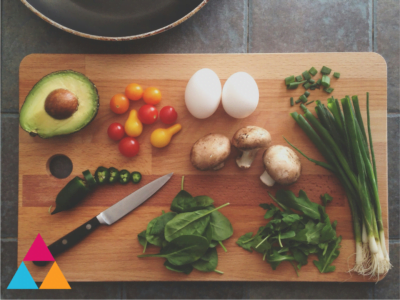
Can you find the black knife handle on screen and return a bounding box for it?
[33,216,101,266]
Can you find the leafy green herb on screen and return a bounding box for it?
[170,191,214,213]
[320,193,333,206]
[237,190,341,276]
[192,248,218,272]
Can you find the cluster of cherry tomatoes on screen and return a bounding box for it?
[108,83,179,157]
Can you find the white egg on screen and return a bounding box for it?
[185,68,222,119]
[222,72,259,119]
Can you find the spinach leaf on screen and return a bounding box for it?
[209,240,219,248]
[210,211,233,241]
[164,204,228,242]
[192,248,218,272]
[266,250,295,270]
[164,261,193,275]
[170,190,214,213]
[146,212,177,247]
[137,230,148,253]
[275,190,321,220]
[203,223,213,244]
[138,235,209,266]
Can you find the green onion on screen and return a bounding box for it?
[302,71,311,81]
[303,82,311,90]
[299,95,308,103]
[305,100,314,106]
[296,75,303,82]
[324,87,334,93]
[304,91,310,97]
[295,99,301,104]
[310,85,316,90]
[309,67,318,76]
[321,75,330,88]
[287,81,306,89]
[285,76,295,85]
[333,72,340,79]
[321,66,332,75]
[287,94,391,278]
[316,79,322,85]
[290,97,294,106]
[309,79,316,84]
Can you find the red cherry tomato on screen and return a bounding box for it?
[119,137,140,157]
[138,104,158,125]
[160,106,178,124]
[107,123,125,141]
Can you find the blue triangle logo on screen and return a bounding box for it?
[7,262,38,289]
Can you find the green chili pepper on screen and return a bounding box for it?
[131,172,142,184]
[82,170,97,189]
[50,177,91,215]
[119,169,130,184]
[108,167,120,184]
[95,166,110,185]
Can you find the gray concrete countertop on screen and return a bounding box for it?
[1,0,399,299]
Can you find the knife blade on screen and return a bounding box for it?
[34,173,173,266]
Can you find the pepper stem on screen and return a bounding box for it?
[181,176,185,190]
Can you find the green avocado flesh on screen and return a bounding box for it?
[19,70,99,138]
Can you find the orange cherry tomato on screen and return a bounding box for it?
[125,83,143,101]
[110,94,129,114]
[143,87,162,105]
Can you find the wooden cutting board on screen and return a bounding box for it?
[18,53,388,282]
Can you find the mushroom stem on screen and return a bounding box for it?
[260,170,275,187]
[236,149,259,169]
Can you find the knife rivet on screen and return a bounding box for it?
[62,239,67,245]
[86,224,92,230]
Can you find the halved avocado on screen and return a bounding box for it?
[20,70,99,138]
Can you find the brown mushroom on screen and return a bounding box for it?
[260,145,301,186]
[232,126,272,169]
[190,133,231,171]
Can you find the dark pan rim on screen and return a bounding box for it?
[20,0,210,41]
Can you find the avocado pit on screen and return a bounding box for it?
[44,88,78,120]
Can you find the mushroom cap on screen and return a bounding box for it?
[190,133,231,171]
[232,126,272,151]
[262,145,301,185]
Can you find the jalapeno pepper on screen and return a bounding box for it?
[95,166,110,185]
[108,167,120,184]
[119,169,130,184]
[50,176,91,215]
[82,170,97,189]
[131,171,142,184]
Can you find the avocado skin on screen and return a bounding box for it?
[19,70,100,138]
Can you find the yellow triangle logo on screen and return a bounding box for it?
[39,262,71,289]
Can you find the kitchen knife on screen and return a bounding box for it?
[34,173,173,266]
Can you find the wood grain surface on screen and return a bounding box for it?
[18,53,388,282]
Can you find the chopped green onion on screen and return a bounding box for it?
[309,79,315,84]
[290,97,294,106]
[321,75,330,88]
[324,87,334,93]
[295,99,301,104]
[287,81,306,89]
[310,85,316,90]
[321,66,332,75]
[285,76,295,85]
[316,79,322,85]
[299,95,308,103]
[302,70,311,81]
[304,91,310,97]
[295,75,303,82]
[305,100,314,106]
[333,72,340,79]
[303,82,311,90]
[309,67,318,76]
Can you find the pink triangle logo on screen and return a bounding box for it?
[23,234,54,261]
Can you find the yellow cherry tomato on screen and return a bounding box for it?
[150,124,182,148]
[143,87,162,105]
[125,109,143,137]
